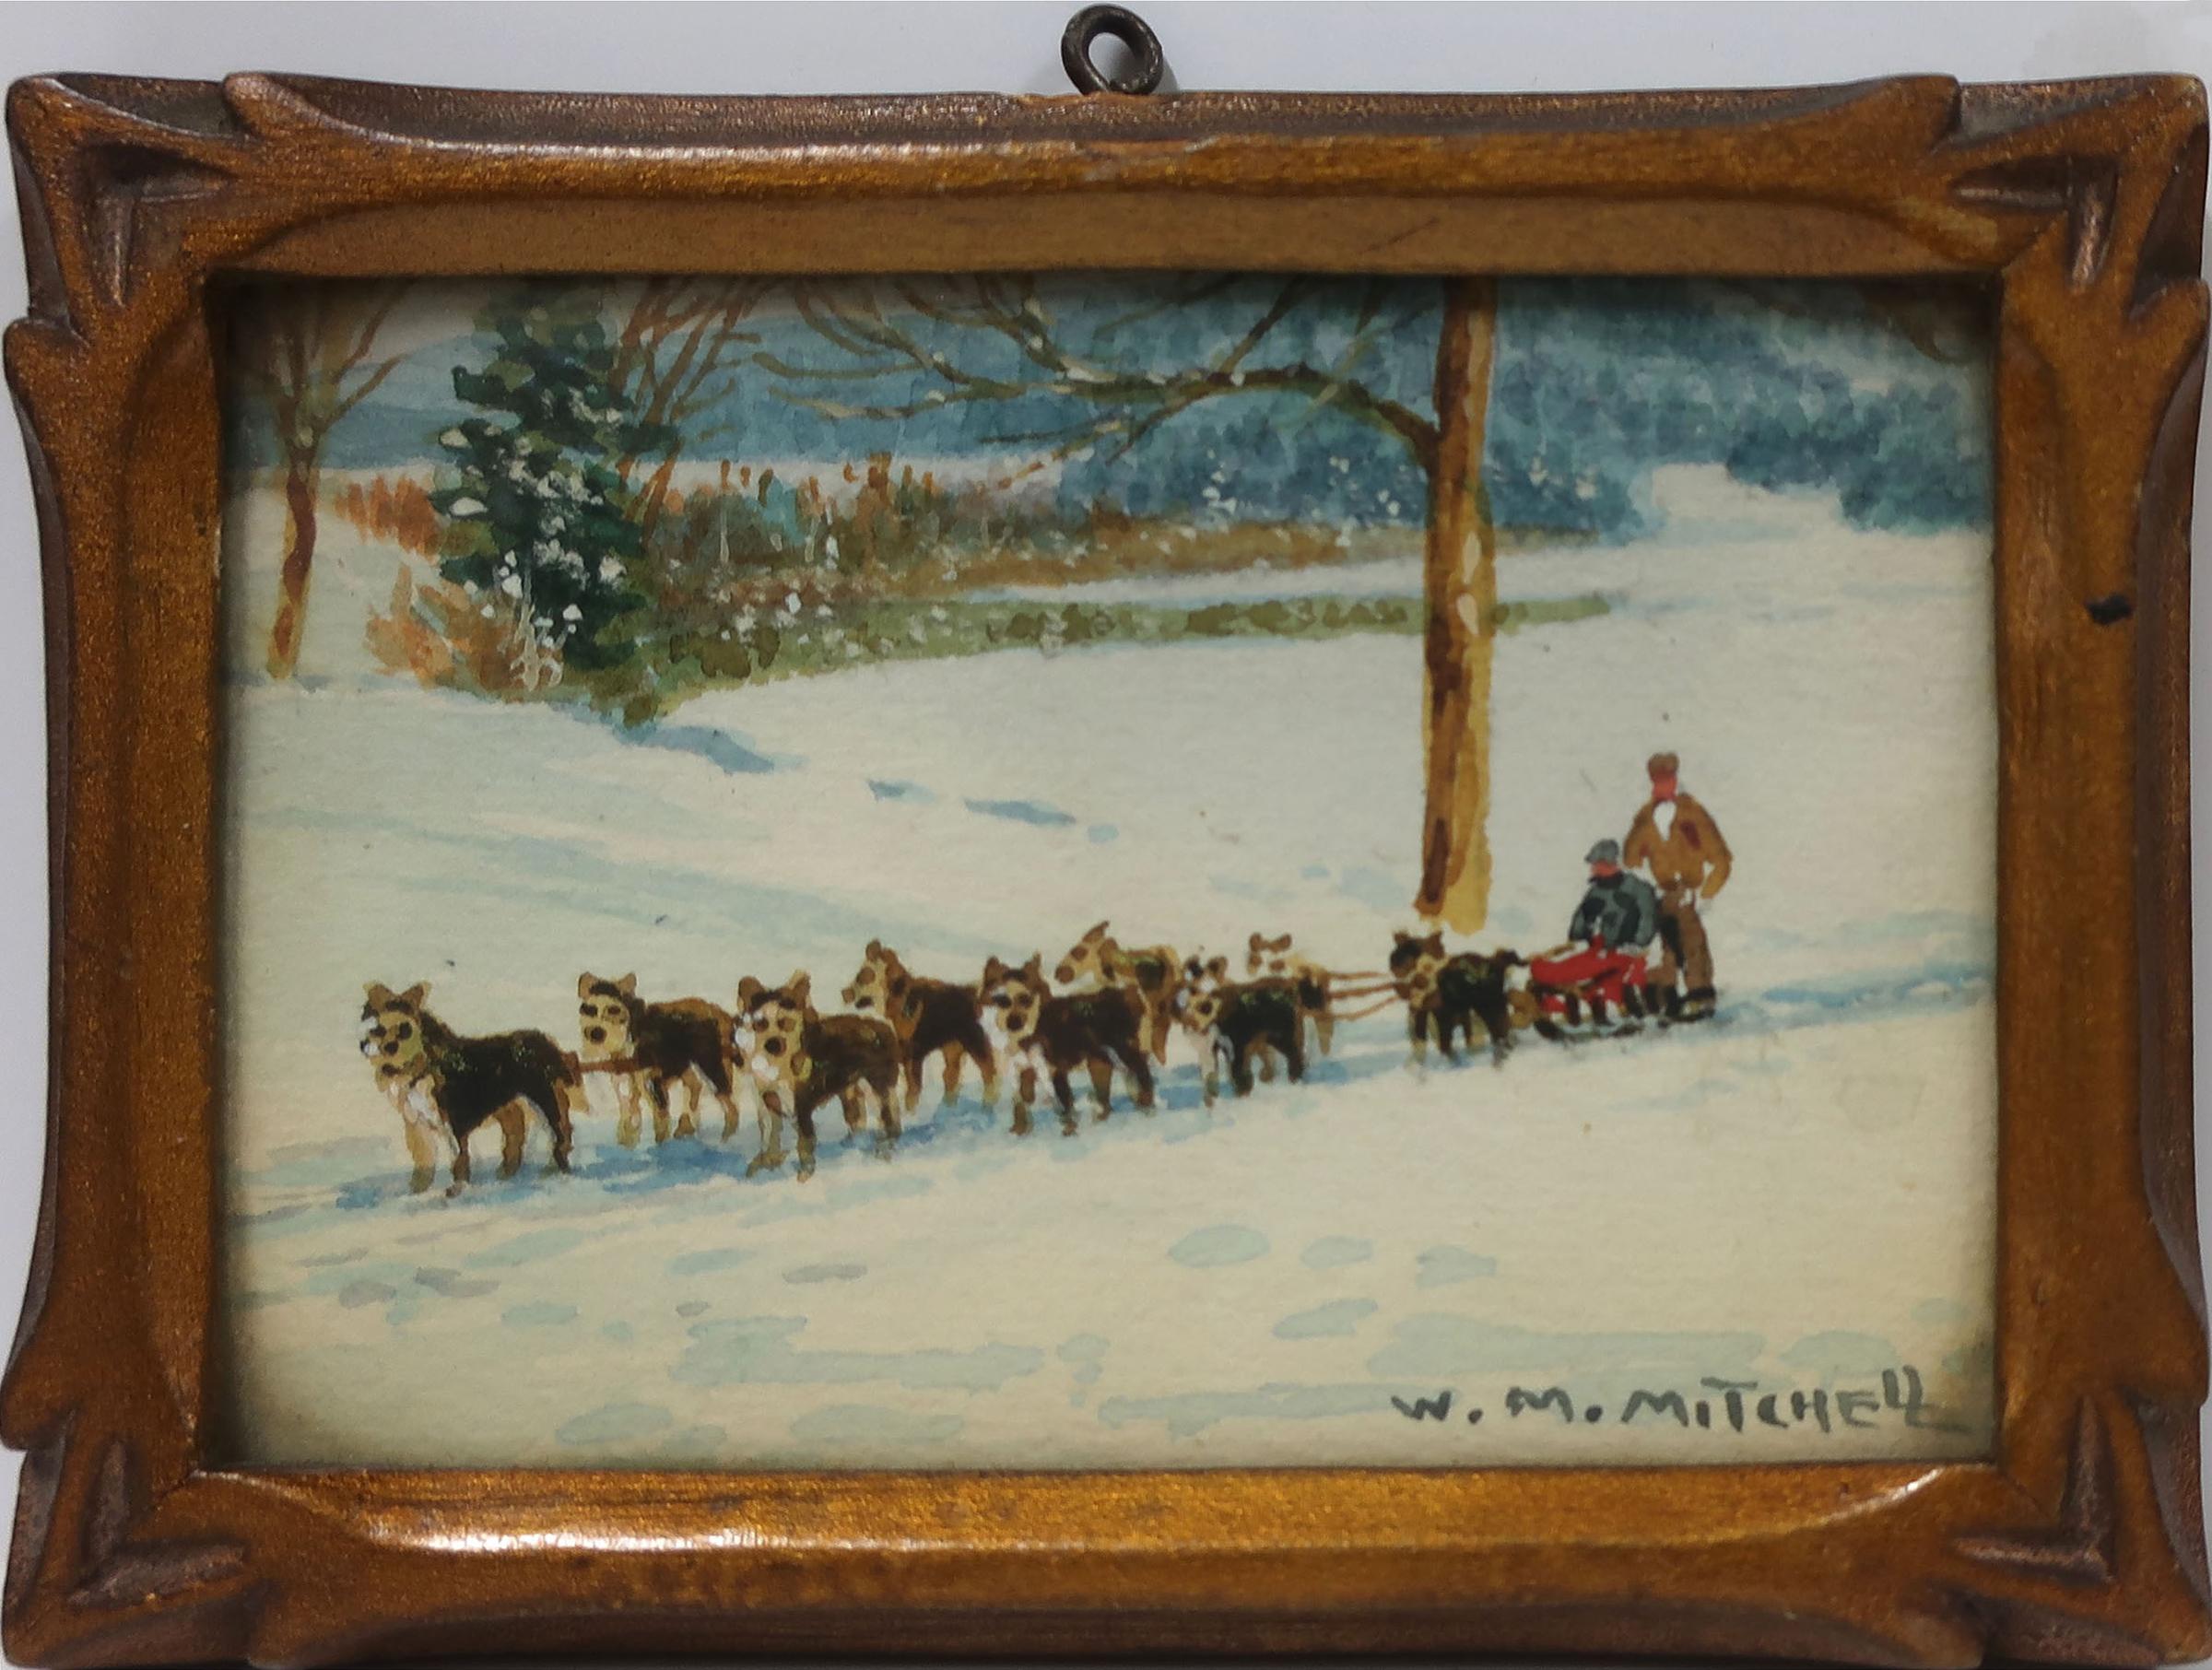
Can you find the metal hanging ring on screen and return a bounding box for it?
[1062,5,1167,96]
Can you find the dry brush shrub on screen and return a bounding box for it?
[365,566,561,697]
[329,473,441,555]
[641,453,1074,615]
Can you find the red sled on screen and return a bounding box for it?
[1527,936,1651,1029]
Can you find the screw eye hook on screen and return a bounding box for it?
[1062,5,1169,96]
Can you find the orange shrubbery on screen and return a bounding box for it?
[330,474,441,555]
[365,567,559,697]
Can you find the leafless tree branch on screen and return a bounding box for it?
[768,275,1441,472]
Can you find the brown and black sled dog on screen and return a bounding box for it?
[1246,931,1337,1057]
[359,982,577,1194]
[980,954,1155,1135]
[575,972,745,1146]
[1053,921,1180,1064]
[842,941,998,1112]
[735,973,901,1181]
[1179,958,1307,1106]
[1387,932,1521,1067]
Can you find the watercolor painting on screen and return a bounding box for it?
[217,273,1998,1468]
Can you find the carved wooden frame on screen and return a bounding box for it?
[4,70,2207,1668]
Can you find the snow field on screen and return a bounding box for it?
[219,474,1998,1467]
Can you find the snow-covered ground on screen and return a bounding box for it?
[218,474,1998,1468]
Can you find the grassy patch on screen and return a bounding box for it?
[643,590,1611,718]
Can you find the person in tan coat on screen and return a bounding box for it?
[1622,751,1731,1020]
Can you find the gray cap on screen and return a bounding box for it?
[1585,838,1621,864]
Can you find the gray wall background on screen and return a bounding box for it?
[0,3,2208,1663]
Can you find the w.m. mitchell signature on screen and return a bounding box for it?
[1389,1366,1960,1435]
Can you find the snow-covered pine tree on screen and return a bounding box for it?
[431,290,674,689]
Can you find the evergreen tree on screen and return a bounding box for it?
[430,289,673,685]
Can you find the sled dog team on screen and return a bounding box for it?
[357,753,1732,1195]
[358,923,1524,1196]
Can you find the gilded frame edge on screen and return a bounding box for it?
[0,69,2206,1668]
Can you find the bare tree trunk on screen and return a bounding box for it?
[638,445,685,543]
[1416,276,1500,934]
[266,456,320,680]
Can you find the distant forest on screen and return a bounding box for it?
[231,276,1993,545]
